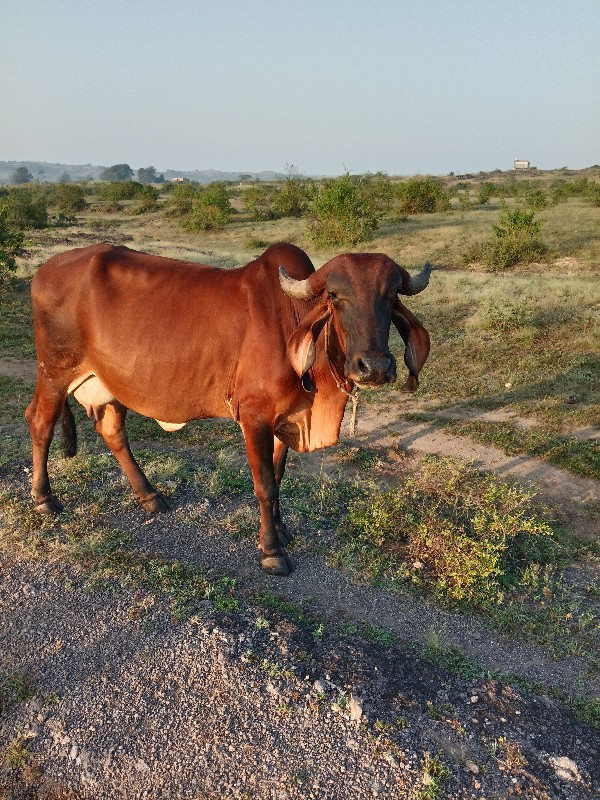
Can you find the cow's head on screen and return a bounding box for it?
[279,254,431,388]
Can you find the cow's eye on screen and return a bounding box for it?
[328,291,338,300]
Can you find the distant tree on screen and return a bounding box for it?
[12,167,33,185]
[100,164,133,181]
[239,173,252,182]
[58,171,72,184]
[137,166,159,184]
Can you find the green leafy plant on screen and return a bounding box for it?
[180,182,233,232]
[0,187,48,229]
[0,208,24,286]
[463,202,548,270]
[308,174,381,246]
[342,457,555,608]
[50,183,88,214]
[396,177,450,214]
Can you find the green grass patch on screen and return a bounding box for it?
[0,491,239,620]
[0,281,35,358]
[409,416,600,480]
[0,672,33,716]
[339,456,557,609]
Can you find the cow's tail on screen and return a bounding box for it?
[61,397,77,458]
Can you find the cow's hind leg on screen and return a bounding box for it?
[241,418,293,576]
[94,401,169,513]
[25,381,67,513]
[273,437,292,547]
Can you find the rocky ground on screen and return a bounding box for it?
[1,360,599,799]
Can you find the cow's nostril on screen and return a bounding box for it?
[356,358,369,377]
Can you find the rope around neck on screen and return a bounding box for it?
[324,317,360,435]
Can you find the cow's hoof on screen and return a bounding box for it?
[139,493,170,513]
[399,375,418,393]
[276,524,294,547]
[34,497,63,514]
[261,552,294,576]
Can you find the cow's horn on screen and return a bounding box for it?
[402,262,432,296]
[279,267,316,300]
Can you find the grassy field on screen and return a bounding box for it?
[1,169,599,712]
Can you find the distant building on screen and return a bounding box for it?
[514,160,530,170]
[172,177,189,184]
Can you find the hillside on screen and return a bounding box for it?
[0,161,285,185]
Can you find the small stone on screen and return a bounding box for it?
[69,744,78,760]
[470,695,479,703]
[474,781,482,790]
[549,755,582,782]
[313,679,328,694]
[135,759,150,774]
[349,694,364,721]
[466,760,479,774]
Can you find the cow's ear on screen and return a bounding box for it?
[392,298,430,392]
[287,300,331,378]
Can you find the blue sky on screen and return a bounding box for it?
[1,0,599,175]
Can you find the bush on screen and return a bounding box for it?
[131,185,159,214]
[179,182,232,232]
[100,181,142,201]
[0,187,48,229]
[272,178,310,218]
[0,208,24,286]
[342,457,554,608]
[50,183,87,214]
[478,183,495,205]
[463,202,548,270]
[308,174,381,247]
[525,189,547,212]
[396,177,450,214]
[243,186,278,220]
[587,182,600,207]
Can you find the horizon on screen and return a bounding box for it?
[2,1,599,175]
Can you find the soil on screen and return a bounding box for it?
[1,357,598,799]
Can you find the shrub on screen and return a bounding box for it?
[463,203,548,270]
[356,172,394,215]
[342,457,554,608]
[165,183,200,217]
[100,181,142,201]
[0,208,24,286]
[0,187,48,229]
[478,182,495,205]
[488,203,547,269]
[180,182,232,232]
[308,174,381,247]
[131,185,159,214]
[244,186,278,220]
[587,182,600,207]
[396,177,450,214]
[272,178,310,217]
[50,183,87,214]
[525,188,547,212]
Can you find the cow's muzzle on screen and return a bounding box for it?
[346,353,397,387]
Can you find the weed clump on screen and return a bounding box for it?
[341,457,555,608]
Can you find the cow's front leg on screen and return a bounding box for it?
[241,419,293,576]
[273,437,292,547]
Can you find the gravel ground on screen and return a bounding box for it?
[1,551,598,800]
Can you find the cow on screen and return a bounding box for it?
[25,242,431,575]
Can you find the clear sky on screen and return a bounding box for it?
[1,0,599,176]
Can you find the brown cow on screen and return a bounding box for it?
[26,243,430,575]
